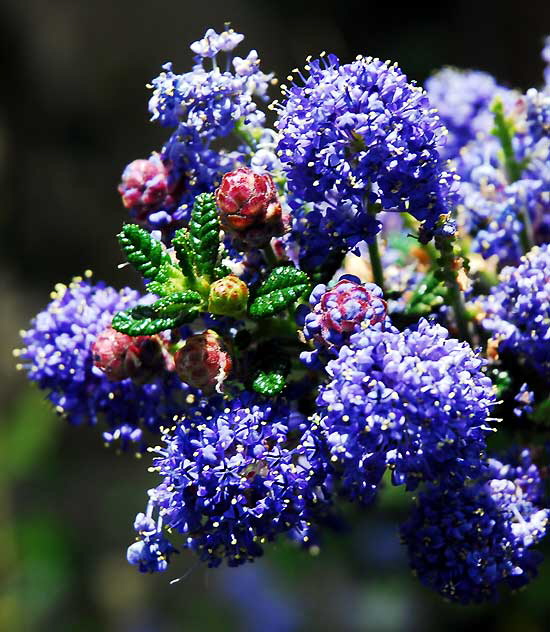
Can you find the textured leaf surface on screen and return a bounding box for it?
[111,291,202,335]
[252,370,286,396]
[189,193,220,277]
[405,270,447,316]
[118,224,169,280]
[172,228,196,279]
[147,262,187,297]
[249,266,310,318]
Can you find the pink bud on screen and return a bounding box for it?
[174,330,233,394]
[92,327,172,383]
[216,167,286,248]
[118,153,176,222]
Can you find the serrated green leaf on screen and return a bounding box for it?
[249,266,310,318]
[118,224,169,280]
[252,370,286,396]
[172,228,196,279]
[111,291,203,335]
[405,270,447,316]
[256,266,310,296]
[213,263,232,280]
[189,193,220,277]
[147,262,187,296]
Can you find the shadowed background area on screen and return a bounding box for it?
[1,1,550,630]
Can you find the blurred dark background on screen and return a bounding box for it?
[1,1,550,630]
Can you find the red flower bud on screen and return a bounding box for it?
[174,330,233,394]
[216,167,286,248]
[118,153,177,222]
[92,327,173,384]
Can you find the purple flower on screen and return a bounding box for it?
[481,244,550,379]
[315,319,495,500]
[18,276,193,450]
[130,395,331,569]
[299,275,387,367]
[275,54,457,267]
[401,450,549,603]
[456,89,550,266]
[425,68,516,159]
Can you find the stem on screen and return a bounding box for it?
[402,213,439,262]
[368,237,385,293]
[446,275,471,343]
[492,100,523,184]
[434,217,472,344]
[518,205,535,253]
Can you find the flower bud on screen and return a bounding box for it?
[304,277,387,346]
[92,327,172,384]
[208,275,249,317]
[118,153,176,222]
[216,167,286,248]
[174,330,232,394]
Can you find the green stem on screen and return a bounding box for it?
[433,217,472,344]
[402,213,439,262]
[368,237,385,293]
[446,275,471,343]
[518,205,535,253]
[492,99,523,184]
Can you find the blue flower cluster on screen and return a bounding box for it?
[275,55,457,267]
[425,68,516,159]
[456,87,550,265]
[401,451,548,603]
[481,244,550,379]
[18,276,192,449]
[315,318,495,500]
[18,26,550,605]
[128,395,330,569]
[120,26,273,233]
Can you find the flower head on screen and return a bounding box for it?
[481,244,550,379]
[275,54,456,265]
[299,275,387,367]
[121,27,273,235]
[216,167,286,248]
[92,327,173,384]
[315,319,495,500]
[401,451,549,603]
[174,330,233,394]
[18,276,193,449]
[425,68,516,159]
[456,89,550,266]
[132,395,330,568]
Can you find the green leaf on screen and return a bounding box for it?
[213,262,232,280]
[252,370,286,396]
[111,291,203,335]
[189,193,221,277]
[118,224,169,280]
[249,266,310,318]
[172,228,196,279]
[147,261,187,297]
[405,269,447,316]
[251,350,290,396]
